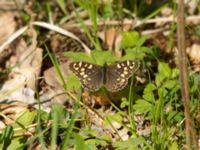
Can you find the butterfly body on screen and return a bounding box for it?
[69,60,139,92]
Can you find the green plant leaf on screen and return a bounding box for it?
[100,2,113,19]
[56,0,67,15]
[112,137,145,150]
[74,133,87,150]
[164,80,178,89]
[122,48,145,60]
[91,50,119,65]
[64,52,93,63]
[155,73,166,87]
[155,62,173,86]
[0,126,13,150]
[143,83,156,103]
[168,141,178,150]
[66,74,81,91]
[158,62,172,78]
[103,113,122,126]
[6,137,26,150]
[14,109,35,128]
[121,31,140,48]
[133,99,152,114]
[120,98,129,108]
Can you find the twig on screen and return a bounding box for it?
[64,15,200,28]
[177,1,198,149]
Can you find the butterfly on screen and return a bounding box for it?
[69,60,139,92]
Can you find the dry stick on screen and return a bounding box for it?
[177,1,198,149]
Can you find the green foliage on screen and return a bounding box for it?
[0,126,14,150]
[5,137,26,150]
[66,74,81,91]
[99,1,113,19]
[0,127,26,150]
[51,104,65,149]
[121,31,140,49]
[14,110,35,128]
[73,133,87,150]
[56,0,67,15]
[65,50,120,65]
[169,142,179,150]
[0,109,35,149]
[131,62,191,149]
[195,25,200,37]
[112,137,148,150]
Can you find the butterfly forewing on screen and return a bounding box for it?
[105,60,138,92]
[69,61,104,91]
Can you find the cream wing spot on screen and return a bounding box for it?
[88,64,93,69]
[81,68,85,71]
[117,78,121,81]
[130,65,134,69]
[120,74,125,77]
[73,63,79,70]
[124,71,128,75]
[78,62,82,67]
[80,72,85,76]
[127,61,130,66]
[83,74,88,78]
[120,78,125,83]
[117,64,121,68]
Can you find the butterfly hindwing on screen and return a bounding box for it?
[105,60,138,92]
[69,61,103,91]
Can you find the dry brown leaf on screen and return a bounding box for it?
[43,62,70,90]
[187,44,200,71]
[98,27,123,57]
[0,27,43,102]
[0,0,26,11]
[0,12,17,44]
[42,62,72,105]
[82,92,110,106]
[39,87,67,111]
[186,0,199,15]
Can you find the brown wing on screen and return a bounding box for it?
[105,60,139,92]
[69,61,104,91]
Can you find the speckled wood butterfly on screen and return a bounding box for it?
[69,60,139,92]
